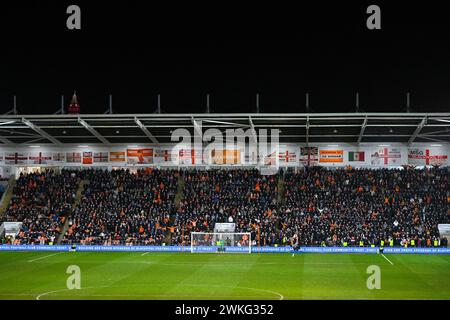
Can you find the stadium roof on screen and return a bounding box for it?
[0,113,449,146]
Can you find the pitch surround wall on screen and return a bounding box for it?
[0,142,448,176]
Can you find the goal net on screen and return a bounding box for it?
[190,232,252,253]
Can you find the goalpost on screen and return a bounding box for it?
[190,232,252,253]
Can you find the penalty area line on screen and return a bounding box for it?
[381,253,394,265]
[27,252,65,263]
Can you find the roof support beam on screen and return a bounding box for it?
[408,117,427,145]
[22,137,46,145]
[0,137,14,145]
[78,118,110,145]
[202,119,248,127]
[248,116,258,143]
[435,119,450,124]
[306,116,310,147]
[419,128,450,136]
[0,128,41,137]
[357,116,368,145]
[416,136,446,143]
[22,118,61,144]
[191,116,203,137]
[134,117,159,145]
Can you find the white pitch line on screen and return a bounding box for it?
[381,253,394,265]
[141,252,150,256]
[36,288,70,300]
[35,284,283,300]
[36,286,111,300]
[28,252,64,263]
[35,292,279,299]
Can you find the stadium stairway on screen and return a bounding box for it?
[165,171,185,245]
[57,179,89,244]
[272,171,286,237]
[277,170,285,205]
[174,171,185,209]
[0,176,16,220]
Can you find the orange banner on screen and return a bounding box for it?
[211,150,241,164]
[319,150,344,163]
[110,151,126,162]
[127,148,153,164]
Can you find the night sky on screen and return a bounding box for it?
[1,2,450,114]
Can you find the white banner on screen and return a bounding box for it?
[438,224,450,237]
[371,147,402,166]
[214,223,236,233]
[408,148,448,166]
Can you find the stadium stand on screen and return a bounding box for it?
[61,168,179,245]
[172,169,279,246]
[1,167,449,247]
[2,170,79,244]
[280,166,449,247]
[0,177,8,199]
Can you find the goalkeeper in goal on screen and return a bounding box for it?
[191,232,251,253]
[217,239,226,252]
[217,236,236,252]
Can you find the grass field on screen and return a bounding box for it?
[0,251,449,300]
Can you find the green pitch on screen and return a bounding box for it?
[0,251,449,300]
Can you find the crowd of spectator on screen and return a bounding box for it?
[1,170,79,244]
[171,169,279,245]
[279,166,449,247]
[1,166,449,247]
[61,168,178,245]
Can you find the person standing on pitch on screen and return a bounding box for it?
[291,234,300,257]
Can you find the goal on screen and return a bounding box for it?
[190,232,252,253]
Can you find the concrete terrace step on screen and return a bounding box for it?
[57,179,89,244]
[0,176,16,219]
[165,172,185,245]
